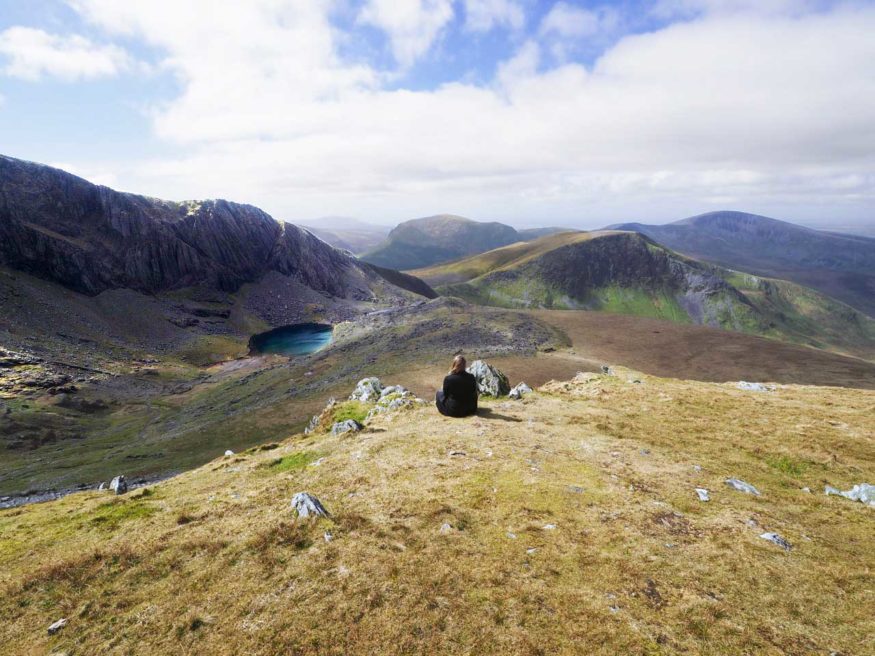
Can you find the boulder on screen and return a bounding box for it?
[109,475,128,495]
[824,483,875,507]
[291,492,330,519]
[466,360,510,397]
[47,618,67,635]
[724,478,760,496]
[97,482,106,491]
[331,419,363,436]
[737,381,773,392]
[224,449,234,456]
[349,377,383,402]
[695,488,710,502]
[509,382,532,400]
[759,532,792,550]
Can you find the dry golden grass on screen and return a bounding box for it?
[1,368,873,655]
[409,231,610,285]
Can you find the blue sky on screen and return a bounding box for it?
[0,1,873,232]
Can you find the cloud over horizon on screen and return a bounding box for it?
[0,0,872,229]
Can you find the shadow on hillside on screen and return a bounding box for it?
[476,408,522,423]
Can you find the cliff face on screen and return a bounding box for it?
[0,155,427,300]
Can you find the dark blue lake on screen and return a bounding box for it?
[248,323,333,356]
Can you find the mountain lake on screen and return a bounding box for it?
[248,323,333,356]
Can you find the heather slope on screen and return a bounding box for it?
[1,369,873,655]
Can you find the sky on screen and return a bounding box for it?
[0,0,873,231]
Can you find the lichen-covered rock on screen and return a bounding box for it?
[466,360,510,397]
[331,419,363,435]
[291,492,330,519]
[509,382,532,400]
[361,383,427,420]
[379,385,408,398]
[725,478,760,496]
[109,475,128,495]
[349,377,383,402]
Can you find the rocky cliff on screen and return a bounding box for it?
[0,154,432,300]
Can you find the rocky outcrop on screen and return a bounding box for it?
[0,155,432,301]
[349,377,383,403]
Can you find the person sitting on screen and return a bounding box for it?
[435,355,478,417]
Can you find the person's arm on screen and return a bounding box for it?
[443,375,451,397]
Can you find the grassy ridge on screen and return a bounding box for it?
[1,369,872,654]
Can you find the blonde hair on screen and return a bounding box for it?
[449,355,466,375]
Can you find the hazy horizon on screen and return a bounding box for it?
[1,1,873,232]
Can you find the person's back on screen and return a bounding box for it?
[436,355,478,417]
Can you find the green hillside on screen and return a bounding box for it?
[362,215,525,270]
[413,232,875,361]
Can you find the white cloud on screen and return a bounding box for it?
[0,26,130,81]
[652,0,828,19]
[538,2,618,39]
[358,0,454,68]
[59,1,875,225]
[464,0,525,32]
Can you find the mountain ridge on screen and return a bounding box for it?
[413,230,875,361]
[0,154,430,301]
[607,210,875,317]
[361,214,566,270]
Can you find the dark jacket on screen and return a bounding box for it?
[437,371,478,417]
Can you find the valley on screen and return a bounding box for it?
[2,158,874,505]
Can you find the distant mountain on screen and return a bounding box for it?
[360,215,567,270]
[300,217,390,254]
[608,211,875,317]
[412,231,875,361]
[0,154,431,301]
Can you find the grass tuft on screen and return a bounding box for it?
[266,451,318,473]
